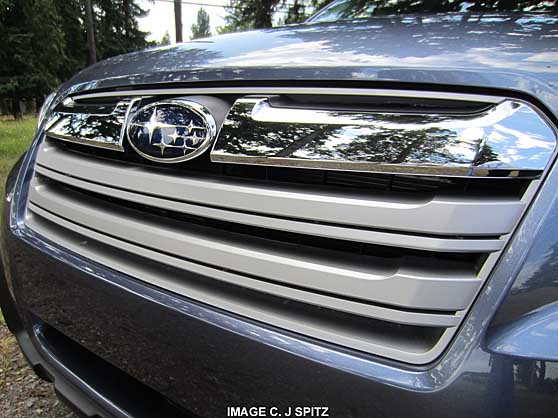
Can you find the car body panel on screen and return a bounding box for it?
[62,14,558,118]
[3,12,558,418]
[2,125,558,416]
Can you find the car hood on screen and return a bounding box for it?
[64,13,558,115]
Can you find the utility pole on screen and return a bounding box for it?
[85,0,97,65]
[174,0,183,43]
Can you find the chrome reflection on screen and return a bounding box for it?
[45,100,136,151]
[212,97,557,177]
[126,100,217,163]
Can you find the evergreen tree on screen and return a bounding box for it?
[190,7,211,39]
[0,0,66,117]
[219,0,334,32]
[54,0,87,78]
[311,0,333,12]
[94,0,152,60]
[284,0,308,24]
[218,0,279,34]
[158,31,171,46]
[0,0,154,118]
[218,2,247,34]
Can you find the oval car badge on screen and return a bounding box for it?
[127,99,217,163]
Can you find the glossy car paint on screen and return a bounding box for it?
[60,15,558,118]
[2,13,558,418]
[487,302,558,361]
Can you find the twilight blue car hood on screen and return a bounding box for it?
[64,13,558,116]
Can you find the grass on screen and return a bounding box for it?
[0,116,35,325]
[0,116,36,198]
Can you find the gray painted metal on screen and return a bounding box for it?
[25,204,461,330]
[51,15,558,120]
[487,302,558,361]
[28,180,481,311]
[6,11,558,394]
[35,141,525,236]
[35,165,504,253]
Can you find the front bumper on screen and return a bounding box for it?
[3,145,558,418]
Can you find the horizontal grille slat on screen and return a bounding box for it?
[26,206,453,362]
[28,179,482,311]
[36,141,525,236]
[34,165,504,253]
[25,204,461,328]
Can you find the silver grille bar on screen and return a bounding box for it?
[26,206,457,363]
[25,204,461,328]
[35,142,525,237]
[28,179,482,311]
[70,87,505,103]
[35,164,504,253]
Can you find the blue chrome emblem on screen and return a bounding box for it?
[127,100,217,163]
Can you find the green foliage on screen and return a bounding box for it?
[312,0,334,10]
[94,0,152,60]
[0,0,66,104]
[191,7,211,39]
[283,0,334,24]
[219,0,334,33]
[158,31,171,46]
[283,0,308,24]
[223,0,558,30]
[218,1,252,34]
[219,0,279,33]
[0,0,153,115]
[0,116,35,158]
[54,0,87,79]
[310,0,558,21]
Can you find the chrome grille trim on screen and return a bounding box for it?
[70,87,505,103]
[54,89,557,179]
[44,99,137,151]
[211,97,557,178]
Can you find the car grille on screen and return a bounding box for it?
[24,87,556,364]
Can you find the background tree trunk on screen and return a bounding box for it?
[174,0,183,43]
[275,130,323,157]
[85,0,97,66]
[12,98,22,120]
